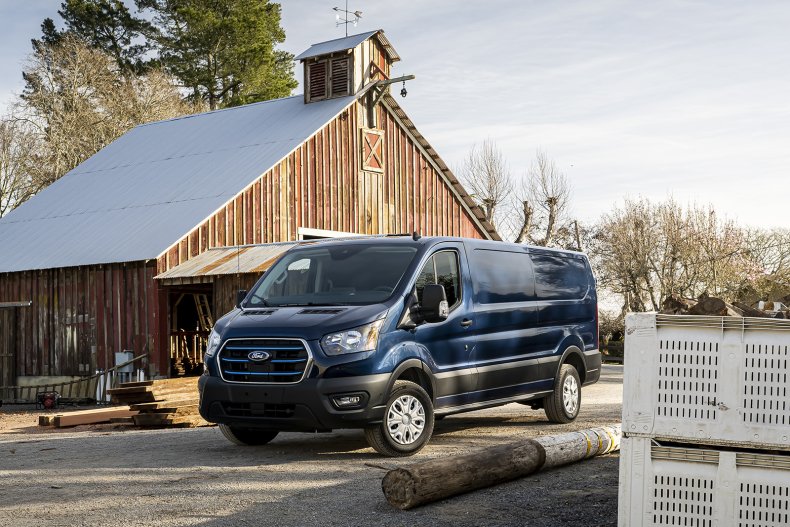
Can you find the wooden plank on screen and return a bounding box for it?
[148,405,199,416]
[130,398,199,411]
[109,417,135,424]
[53,406,139,427]
[118,377,197,389]
[132,413,208,427]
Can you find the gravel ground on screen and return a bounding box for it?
[0,365,622,527]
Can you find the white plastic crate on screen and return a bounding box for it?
[623,313,790,449]
[618,436,790,527]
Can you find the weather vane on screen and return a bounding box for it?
[333,1,362,37]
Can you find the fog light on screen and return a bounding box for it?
[334,395,361,407]
[331,393,366,409]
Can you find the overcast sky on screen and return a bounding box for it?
[1,1,788,229]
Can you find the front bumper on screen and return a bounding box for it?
[198,373,391,432]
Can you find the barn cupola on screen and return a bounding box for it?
[295,30,401,104]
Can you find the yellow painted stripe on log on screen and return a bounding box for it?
[603,427,617,454]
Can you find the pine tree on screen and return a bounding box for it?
[33,1,153,74]
[137,0,297,109]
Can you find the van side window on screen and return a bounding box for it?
[470,249,535,303]
[531,253,589,300]
[415,251,461,307]
[435,251,460,306]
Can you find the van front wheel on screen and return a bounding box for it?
[219,424,279,446]
[365,380,434,457]
[544,364,581,423]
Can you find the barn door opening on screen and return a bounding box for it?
[168,286,213,377]
[0,305,21,401]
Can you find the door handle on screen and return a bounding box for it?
[460,319,473,327]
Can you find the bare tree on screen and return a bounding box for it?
[590,198,753,314]
[459,139,513,227]
[513,150,572,247]
[18,35,197,192]
[738,228,790,302]
[0,119,38,217]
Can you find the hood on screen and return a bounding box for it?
[214,303,391,341]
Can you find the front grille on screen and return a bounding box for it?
[222,402,296,418]
[218,338,310,384]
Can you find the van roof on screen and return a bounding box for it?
[294,235,588,257]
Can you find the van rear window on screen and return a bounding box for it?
[531,253,589,300]
[470,249,534,304]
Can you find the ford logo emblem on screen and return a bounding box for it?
[248,351,271,362]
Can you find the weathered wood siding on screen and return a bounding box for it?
[0,262,162,378]
[158,100,487,273]
[213,274,261,320]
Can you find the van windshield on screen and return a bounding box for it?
[244,244,418,307]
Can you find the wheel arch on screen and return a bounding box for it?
[386,358,436,402]
[557,344,587,384]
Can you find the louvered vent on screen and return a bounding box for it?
[656,339,720,420]
[308,61,327,100]
[331,58,350,96]
[738,482,790,526]
[742,343,789,426]
[652,474,715,527]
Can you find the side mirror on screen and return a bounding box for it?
[236,289,247,308]
[420,284,449,323]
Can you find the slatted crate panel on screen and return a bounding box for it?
[618,437,790,527]
[623,313,790,450]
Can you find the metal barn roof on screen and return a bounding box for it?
[154,242,299,281]
[295,29,400,62]
[0,95,356,273]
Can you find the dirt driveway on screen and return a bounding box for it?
[0,365,622,527]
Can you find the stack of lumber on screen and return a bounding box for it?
[38,406,138,428]
[660,295,789,318]
[108,377,208,428]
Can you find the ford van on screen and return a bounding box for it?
[198,236,600,456]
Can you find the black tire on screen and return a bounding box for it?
[365,380,434,457]
[219,424,279,446]
[544,364,581,423]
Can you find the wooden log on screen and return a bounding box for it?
[688,297,728,316]
[381,424,621,510]
[732,302,771,318]
[660,296,695,315]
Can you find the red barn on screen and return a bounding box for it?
[0,30,498,387]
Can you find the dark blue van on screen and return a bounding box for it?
[199,236,600,456]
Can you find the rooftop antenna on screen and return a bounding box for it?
[333,0,361,37]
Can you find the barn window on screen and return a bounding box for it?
[308,61,327,101]
[330,57,351,96]
[306,57,352,102]
[361,128,384,173]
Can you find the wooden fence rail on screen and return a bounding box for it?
[0,353,147,406]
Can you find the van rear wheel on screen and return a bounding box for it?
[219,424,279,446]
[544,364,581,423]
[365,380,434,457]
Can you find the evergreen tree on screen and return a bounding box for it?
[137,0,297,109]
[33,1,153,74]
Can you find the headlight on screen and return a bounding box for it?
[320,319,384,356]
[205,329,221,358]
